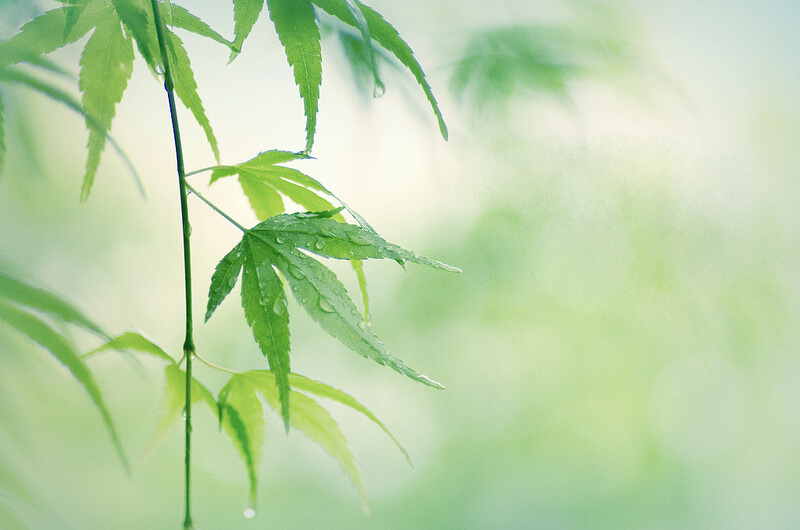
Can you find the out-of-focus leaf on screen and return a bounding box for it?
[84,331,174,362]
[312,0,447,139]
[267,0,322,153]
[78,10,134,201]
[229,0,265,62]
[0,299,128,471]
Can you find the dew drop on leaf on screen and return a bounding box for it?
[273,297,288,315]
[318,297,336,313]
[289,266,306,279]
[301,298,308,304]
[276,236,285,244]
[314,239,325,250]
[181,407,187,420]
[292,286,300,292]
[357,321,366,331]
[243,508,256,519]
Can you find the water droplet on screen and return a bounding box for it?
[413,253,421,259]
[357,322,366,331]
[318,297,336,313]
[314,240,325,250]
[301,298,308,305]
[243,508,256,519]
[289,267,306,279]
[319,228,334,237]
[273,297,287,315]
[346,232,370,245]
[351,308,359,316]
[276,236,285,244]
[292,286,300,292]
[377,247,385,255]
[373,82,386,98]
[181,407,187,419]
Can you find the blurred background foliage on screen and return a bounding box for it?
[2,0,800,528]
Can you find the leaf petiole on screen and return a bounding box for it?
[183,180,247,232]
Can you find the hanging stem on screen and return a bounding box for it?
[149,1,195,528]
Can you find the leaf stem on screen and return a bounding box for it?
[149,1,195,528]
[183,180,248,232]
[184,166,218,178]
[193,352,238,374]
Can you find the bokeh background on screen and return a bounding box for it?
[2,0,800,528]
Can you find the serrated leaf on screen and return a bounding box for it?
[0,2,107,68]
[205,243,244,322]
[287,372,409,464]
[0,299,128,471]
[230,0,265,62]
[78,11,135,202]
[339,0,382,95]
[110,0,160,72]
[64,0,89,40]
[208,150,334,220]
[165,29,220,162]
[350,258,370,323]
[247,228,444,388]
[0,268,108,338]
[253,210,462,272]
[84,331,174,362]
[246,371,369,512]
[218,373,266,507]
[267,0,322,153]
[143,363,217,460]
[0,66,144,198]
[163,3,235,51]
[240,237,292,430]
[312,0,447,139]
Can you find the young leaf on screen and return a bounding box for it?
[205,243,244,322]
[240,237,292,430]
[218,373,266,508]
[143,363,217,459]
[230,0,266,62]
[311,0,448,139]
[0,268,108,339]
[267,0,322,153]
[248,371,369,512]
[165,29,220,162]
[162,3,235,51]
[287,372,409,463]
[208,150,336,219]
[0,299,128,471]
[78,11,135,202]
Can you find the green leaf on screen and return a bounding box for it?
[267,0,322,153]
[208,150,335,220]
[311,0,448,139]
[205,243,244,322]
[288,372,410,464]
[143,363,217,459]
[64,0,89,40]
[0,299,128,471]
[84,331,174,362]
[253,210,462,272]
[165,28,220,162]
[218,373,266,508]
[350,258,370,323]
[163,3,235,51]
[78,11,135,202]
[0,268,108,338]
[246,227,445,389]
[110,0,160,72]
[0,66,145,198]
[247,371,369,512]
[230,0,265,62]
[0,90,4,171]
[0,2,107,68]
[240,237,292,430]
[339,0,382,95]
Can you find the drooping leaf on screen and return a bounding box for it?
[84,331,174,362]
[143,363,217,459]
[0,66,144,197]
[230,0,265,62]
[165,28,220,162]
[239,237,292,430]
[218,373,266,508]
[339,0,382,95]
[247,371,369,512]
[78,10,135,202]
[0,299,128,471]
[311,0,447,139]
[163,3,235,51]
[244,222,447,389]
[267,0,322,153]
[208,150,336,219]
[205,243,244,322]
[287,372,409,463]
[0,268,108,338]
